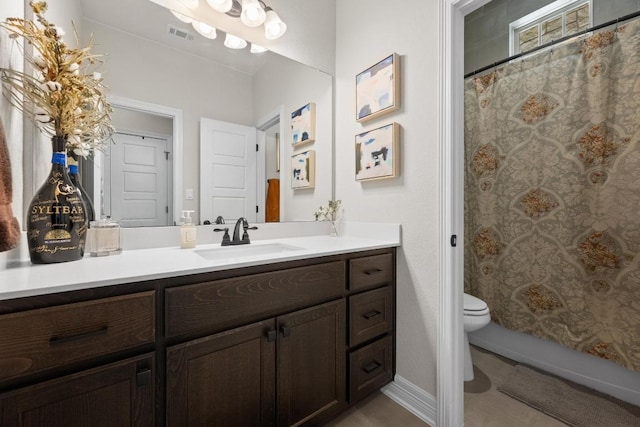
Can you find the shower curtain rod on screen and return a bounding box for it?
[464,9,640,79]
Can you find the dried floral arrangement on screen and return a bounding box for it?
[314,199,342,222]
[0,1,114,158]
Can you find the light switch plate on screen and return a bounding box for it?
[185,188,194,200]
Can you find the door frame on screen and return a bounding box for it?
[105,95,183,225]
[256,105,286,222]
[437,1,492,426]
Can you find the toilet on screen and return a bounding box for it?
[463,293,491,381]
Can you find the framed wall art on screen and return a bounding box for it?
[291,102,316,146]
[355,122,399,182]
[291,150,316,189]
[356,53,400,123]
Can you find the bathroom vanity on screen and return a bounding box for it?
[0,233,398,426]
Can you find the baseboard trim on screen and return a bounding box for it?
[382,375,437,426]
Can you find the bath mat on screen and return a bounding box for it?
[497,364,640,427]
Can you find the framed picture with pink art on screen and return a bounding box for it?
[356,53,400,123]
[355,122,399,182]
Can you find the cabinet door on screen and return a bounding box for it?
[277,299,346,427]
[166,319,276,427]
[0,354,154,427]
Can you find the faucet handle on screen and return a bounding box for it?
[213,227,230,245]
[215,216,225,224]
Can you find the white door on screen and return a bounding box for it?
[200,118,257,224]
[109,132,170,227]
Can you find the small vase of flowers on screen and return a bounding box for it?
[314,200,342,237]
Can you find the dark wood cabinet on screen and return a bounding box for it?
[166,299,346,427]
[0,354,154,427]
[166,319,276,426]
[0,248,395,426]
[277,300,346,427]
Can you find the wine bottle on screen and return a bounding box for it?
[26,136,88,263]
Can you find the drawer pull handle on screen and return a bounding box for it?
[49,325,108,346]
[362,360,382,374]
[266,329,277,342]
[363,310,382,320]
[280,325,291,338]
[364,268,383,276]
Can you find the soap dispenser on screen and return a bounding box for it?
[180,210,196,249]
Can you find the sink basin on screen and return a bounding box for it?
[195,243,304,261]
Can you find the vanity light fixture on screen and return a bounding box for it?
[192,20,217,39]
[263,6,286,40]
[178,0,199,9]
[250,43,267,53]
[240,0,266,27]
[224,33,247,49]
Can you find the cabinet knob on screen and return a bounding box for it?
[363,268,383,276]
[280,325,291,338]
[136,368,152,387]
[266,329,277,342]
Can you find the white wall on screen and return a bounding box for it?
[335,0,440,397]
[253,54,333,222]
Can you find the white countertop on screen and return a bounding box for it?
[0,225,400,301]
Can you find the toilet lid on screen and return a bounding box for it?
[464,293,488,313]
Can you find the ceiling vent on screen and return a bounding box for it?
[167,24,195,41]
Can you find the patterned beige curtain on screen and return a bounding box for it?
[464,19,640,372]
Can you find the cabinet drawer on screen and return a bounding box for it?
[349,253,393,292]
[349,286,393,347]
[349,335,393,404]
[0,291,155,381]
[166,261,345,337]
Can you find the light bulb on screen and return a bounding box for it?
[171,10,194,23]
[250,43,268,53]
[179,0,199,10]
[206,0,232,13]
[240,0,266,27]
[264,9,286,39]
[192,21,217,39]
[224,33,247,49]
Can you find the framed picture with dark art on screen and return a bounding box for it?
[291,102,316,146]
[291,150,316,189]
[355,122,399,181]
[356,53,400,123]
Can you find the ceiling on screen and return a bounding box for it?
[79,0,271,74]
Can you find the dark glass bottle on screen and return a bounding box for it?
[26,136,88,264]
[68,157,96,224]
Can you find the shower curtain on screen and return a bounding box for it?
[464,19,640,372]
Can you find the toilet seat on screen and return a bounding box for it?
[464,293,489,316]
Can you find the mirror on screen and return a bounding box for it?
[76,0,333,227]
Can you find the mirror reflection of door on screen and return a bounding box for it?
[264,123,281,222]
[200,118,257,225]
[102,108,173,227]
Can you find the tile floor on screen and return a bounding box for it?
[324,345,566,426]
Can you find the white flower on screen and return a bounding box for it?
[54,26,65,37]
[32,54,47,69]
[68,134,81,146]
[42,81,62,92]
[68,62,79,73]
[93,72,101,80]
